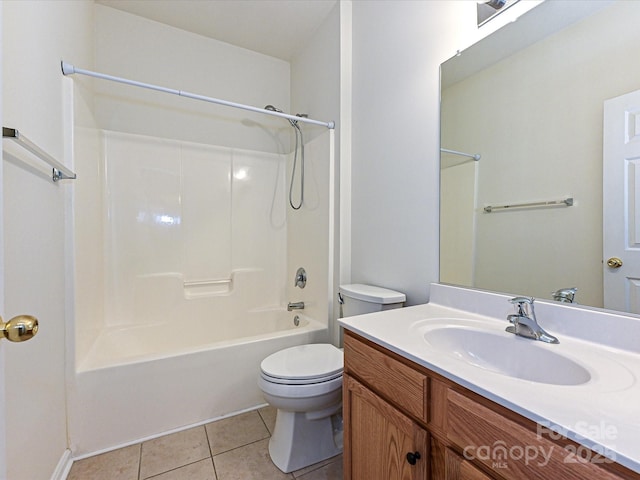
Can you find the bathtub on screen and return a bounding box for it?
[69,311,329,456]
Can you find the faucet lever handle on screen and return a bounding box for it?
[509,296,534,316]
[509,296,534,305]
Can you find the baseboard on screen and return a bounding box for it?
[51,449,73,480]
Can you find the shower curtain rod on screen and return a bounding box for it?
[61,61,335,130]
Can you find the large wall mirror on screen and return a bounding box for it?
[440,0,640,315]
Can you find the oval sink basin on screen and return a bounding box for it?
[423,327,591,385]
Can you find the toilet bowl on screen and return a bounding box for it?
[259,284,406,473]
[259,343,344,473]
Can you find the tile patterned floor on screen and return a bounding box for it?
[67,406,343,480]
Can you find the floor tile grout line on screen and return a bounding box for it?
[202,421,219,480]
[211,434,272,458]
[137,443,143,480]
[292,456,342,479]
[257,407,272,434]
[140,456,213,480]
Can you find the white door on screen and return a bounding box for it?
[0,137,70,480]
[603,89,640,313]
[0,130,71,480]
[0,2,74,477]
[1,1,7,471]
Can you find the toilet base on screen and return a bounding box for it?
[268,408,343,473]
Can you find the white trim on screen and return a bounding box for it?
[51,449,73,480]
[0,3,7,478]
[337,0,352,347]
[327,129,337,345]
[339,0,352,286]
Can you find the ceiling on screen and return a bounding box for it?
[96,0,337,61]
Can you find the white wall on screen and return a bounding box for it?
[291,2,340,146]
[94,4,291,152]
[2,1,93,478]
[349,1,462,304]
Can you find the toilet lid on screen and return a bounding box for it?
[260,344,343,383]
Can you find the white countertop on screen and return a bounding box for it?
[338,284,640,474]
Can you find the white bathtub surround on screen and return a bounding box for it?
[338,283,640,474]
[70,128,333,456]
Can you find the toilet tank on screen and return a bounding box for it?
[339,284,406,317]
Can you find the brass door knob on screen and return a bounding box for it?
[0,315,38,342]
[607,257,623,268]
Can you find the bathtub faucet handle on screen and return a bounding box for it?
[295,267,307,289]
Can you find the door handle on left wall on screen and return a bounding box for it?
[0,314,38,342]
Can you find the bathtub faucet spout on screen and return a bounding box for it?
[287,302,305,311]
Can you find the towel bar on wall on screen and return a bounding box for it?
[2,127,76,182]
[483,197,573,213]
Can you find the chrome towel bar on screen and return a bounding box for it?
[484,197,573,213]
[3,127,76,182]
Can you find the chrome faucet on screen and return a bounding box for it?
[506,297,559,344]
[287,301,305,311]
[551,287,577,303]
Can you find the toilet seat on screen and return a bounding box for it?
[260,344,343,385]
[261,370,342,385]
[259,372,343,399]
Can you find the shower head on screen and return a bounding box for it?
[289,113,308,128]
[265,105,301,128]
[264,105,309,129]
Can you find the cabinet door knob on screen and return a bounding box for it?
[406,451,421,465]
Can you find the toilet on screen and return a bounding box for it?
[258,283,406,473]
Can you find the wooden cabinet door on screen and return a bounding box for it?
[344,374,428,480]
[446,448,495,480]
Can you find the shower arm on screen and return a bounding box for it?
[61,61,335,130]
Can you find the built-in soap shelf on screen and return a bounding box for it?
[183,277,233,299]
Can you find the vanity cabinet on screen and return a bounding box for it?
[344,375,428,479]
[343,330,639,480]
